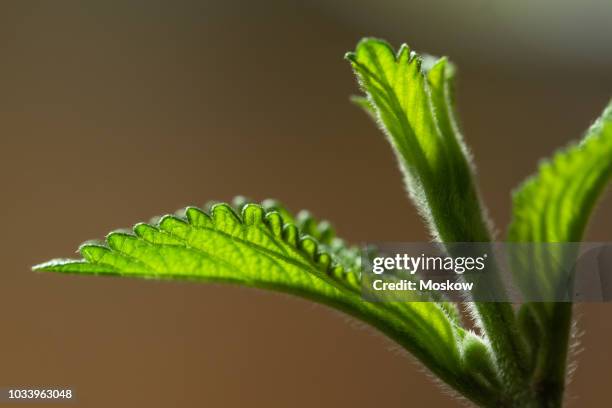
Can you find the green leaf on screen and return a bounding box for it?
[509,100,612,243]
[35,202,362,302]
[345,38,490,243]
[33,198,494,403]
[508,100,612,406]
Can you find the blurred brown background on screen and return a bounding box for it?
[1,1,611,406]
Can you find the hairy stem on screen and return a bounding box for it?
[532,303,572,407]
[432,193,530,401]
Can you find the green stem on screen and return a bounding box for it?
[532,303,573,407]
[477,303,527,369]
[433,197,530,401]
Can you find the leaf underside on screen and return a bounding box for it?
[34,198,496,398]
[36,200,361,303]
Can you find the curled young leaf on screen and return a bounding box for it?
[345,38,489,243]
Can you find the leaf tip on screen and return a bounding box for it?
[343,51,356,62]
[32,258,85,272]
[32,260,56,271]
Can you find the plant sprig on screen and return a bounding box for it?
[34,38,612,407]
